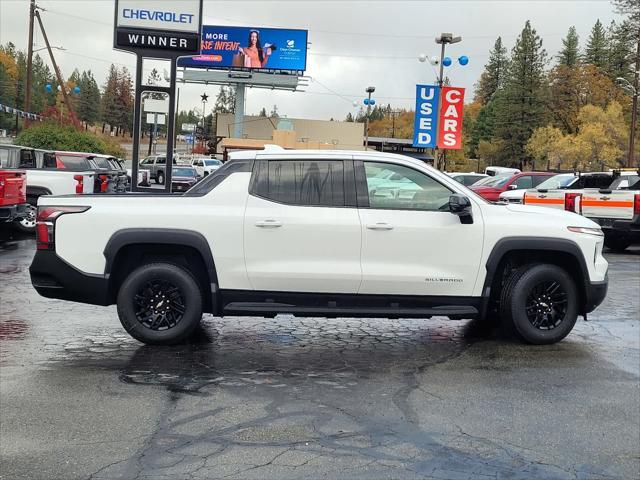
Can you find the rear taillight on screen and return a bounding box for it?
[0,179,4,199]
[73,175,84,194]
[565,192,582,213]
[99,174,109,193]
[635,194,640,215]
[36,206,90,250]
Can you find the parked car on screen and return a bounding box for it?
[471,172,556,202]
[90,154,129,192]
[30,147,608,346]
[139,154,176,184]
[0,145,100,233]
[485,166,521,177]
[189,157,223,177]
[447,172,488,186]
[0,168,28,225]
[171,166,199,192]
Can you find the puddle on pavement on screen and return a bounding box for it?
[38,316,495,392]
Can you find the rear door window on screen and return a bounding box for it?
[514,175,533,189]
[57,155,90,170]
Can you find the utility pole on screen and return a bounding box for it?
[34,8,77,123]
[24,0,36,120]
[364,86,375,150]
[434,33,461,170]
[629,30,639,168]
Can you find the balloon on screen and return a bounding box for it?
[73,86,81,94]
[364,98,370,105]
[429,56,439,66]
[352,101,358,108]
[418,53,427,63]
[45,84,52,93]
[369,99,376,105]
[458,55,469,66]
[442,56,452,67]
[57,85,62,91]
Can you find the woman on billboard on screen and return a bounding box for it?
[238,30,275,68]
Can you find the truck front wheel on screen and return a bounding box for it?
[500,264,578,345]
[116,263,203,345]
[604,234,630,252]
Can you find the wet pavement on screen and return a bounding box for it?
[1,239,639,480]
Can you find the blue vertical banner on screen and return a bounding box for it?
[412,84,440,148]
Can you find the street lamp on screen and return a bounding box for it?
[435,33,461,87]
[617,76,638,168]
[364,86,375,150]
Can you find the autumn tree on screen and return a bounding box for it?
[525,125,565,170]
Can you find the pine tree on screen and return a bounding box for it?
[77,70,101,127]
[585,20,608,70]
[558,26,580,66]
[474,37,508,104]
[345,112,354,122]
[101,64,120,132]
[607,20,634,81]
[258,107,267,117]
[494,21,548,166]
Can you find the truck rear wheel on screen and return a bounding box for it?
[116,263,203,345]
[13,202,37,233]
[500,264,578,345]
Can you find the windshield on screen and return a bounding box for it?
[173,167,197,177]
[536,174,576,190]
[473,175,512,187]
[204,159,221,166]
[608,175,640,190]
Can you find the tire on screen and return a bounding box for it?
[13,201,37,233]
[500,263,578,345]
[116,263,203,345]
[604,235,630,252]
[157,172,165,185]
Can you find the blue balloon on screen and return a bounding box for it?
[458,55,469,66]
[369,99,376,105]
[442,56,452,67]
[364,98,370,105]
[45,84,52,93]
[73,86,81,94]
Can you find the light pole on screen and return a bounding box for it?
[617,76,639,168]
[419,33,462,170]
[200,93,208,151]
[364,86,375,150]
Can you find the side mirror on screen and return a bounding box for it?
[449,194,473,224]
[508,184,519,190]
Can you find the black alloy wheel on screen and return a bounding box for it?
[134,279,186,331]
[524,280,568,330]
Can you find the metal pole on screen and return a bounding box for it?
[34,10,76,122]
[434,41,446,170]
[364,91,372,150]
[233,83,245,138]
[628,30,639,168]
[24,0,35,120]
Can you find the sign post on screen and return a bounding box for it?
[113,0,203,192]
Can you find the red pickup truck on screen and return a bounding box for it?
[0,169,28,224]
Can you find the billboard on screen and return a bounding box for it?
[412,85,440,148]
[178,25,308,72]
[437,87,465,150]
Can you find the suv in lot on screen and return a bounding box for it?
[471,172,556,202]
[30,148,608,346]
[139,155,176,184]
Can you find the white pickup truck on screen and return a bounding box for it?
[0,145,98,233]
[30,148,608,346]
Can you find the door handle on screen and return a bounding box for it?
[366,222,394,230]
[255,219,283,228]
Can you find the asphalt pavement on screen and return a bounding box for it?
[0,239,638,480]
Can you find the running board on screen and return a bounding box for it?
[222,302,478,319]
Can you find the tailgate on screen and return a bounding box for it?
[522,190,566,209]
[581,191,635,220]
[0,170,26,206]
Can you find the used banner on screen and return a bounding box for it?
[412,84,440,148]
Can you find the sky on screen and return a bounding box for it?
[0,0,625,122]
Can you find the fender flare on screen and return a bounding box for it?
[481,236,590,317]
[26,186,53,199]
[103,228,219,289]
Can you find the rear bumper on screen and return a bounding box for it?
[584,275,608,314]
[590,214,640,240]
[0,203,28,222]
[29,250,111,306]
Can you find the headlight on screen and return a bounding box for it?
[567,226,604,236]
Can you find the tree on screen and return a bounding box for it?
[558,26,580,67]
[258,107,267,117]
[474,37,508,104]
[606,20,634,82]
[476,138,508,166]
[612,0,640,29]
[494,21,548,166]
[468,101,497,157]
[269,105,279,118]
[525,125,565,169]
[76,70,101,128]
[584,20,608,69]
[101,64,120,132]
[345,112,354,122]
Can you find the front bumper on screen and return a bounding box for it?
[0,203,29,222]
[584,275,608,314]
[30,250,111,306]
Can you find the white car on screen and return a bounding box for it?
[189,157,223,177]
[30,147,608,346]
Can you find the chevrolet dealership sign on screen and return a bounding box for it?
[114,0,202,54]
